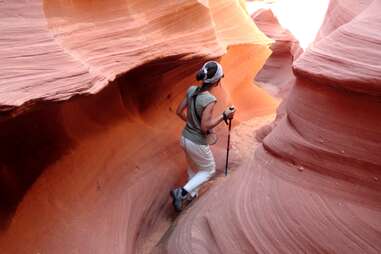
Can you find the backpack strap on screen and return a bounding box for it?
[192,93,202,124]
[192,91,210,134]
[192,87,211,134]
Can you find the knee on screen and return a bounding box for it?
[208,171,215,180]
[207,163,216,178]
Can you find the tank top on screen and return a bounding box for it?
[182,86,217,145]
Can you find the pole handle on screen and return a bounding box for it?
[223,106,235,125]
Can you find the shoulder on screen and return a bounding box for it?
[200,91,216,101]
[199,92,217,107]
[186,85,198,96]
[207,92,217,101]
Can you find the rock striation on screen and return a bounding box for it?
[163,0,381,253]
[0,1,275,253]
[253,8,302,99]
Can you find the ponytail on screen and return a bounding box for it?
[192,83,212,98]
[196,68,207,81]
[192,86,202,98]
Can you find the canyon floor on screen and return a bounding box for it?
[145,114,276,254]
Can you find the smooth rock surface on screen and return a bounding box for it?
[1,0,272,117]
[0,1,275,253]
[253,8,301,99]
[162,0,381,253]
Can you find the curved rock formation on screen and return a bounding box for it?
[253,8,302,99]
[0,1,275,253]
[163,0,381,253]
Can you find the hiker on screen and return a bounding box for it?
[170,61,236,212]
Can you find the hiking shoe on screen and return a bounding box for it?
[170,188,184,212]
[183,193,197,207]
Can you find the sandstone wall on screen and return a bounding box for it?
[163,1,381,253]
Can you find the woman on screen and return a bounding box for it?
[170,61,235,212]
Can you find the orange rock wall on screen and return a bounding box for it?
[0,1,274,253]
[163,0,381,253]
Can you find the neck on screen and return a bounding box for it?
[201,83,215,91]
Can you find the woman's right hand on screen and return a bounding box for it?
[223,106,236,120]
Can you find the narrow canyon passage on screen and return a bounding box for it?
[160,1,381,253]
[0,51,277,253]
[0,1,277,252]
[1,0,380,253]
[0,56,200,253]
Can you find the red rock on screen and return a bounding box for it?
[0,1,275,253]
[294,0,381,95]
[253,8,302,99]
[163,0,381,253]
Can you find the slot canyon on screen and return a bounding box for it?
[0,0,380,253]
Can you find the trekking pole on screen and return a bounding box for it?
[224,118,232,176]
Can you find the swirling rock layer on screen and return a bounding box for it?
[163,0,381,253]
[0,1,274,253]
[253,8,301,99]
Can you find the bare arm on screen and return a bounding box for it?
[176,96,188,122]
[200,102,224,133]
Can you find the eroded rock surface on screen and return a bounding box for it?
[0,1,275,253]
[253,8,302,99]
[163,0,381,253]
